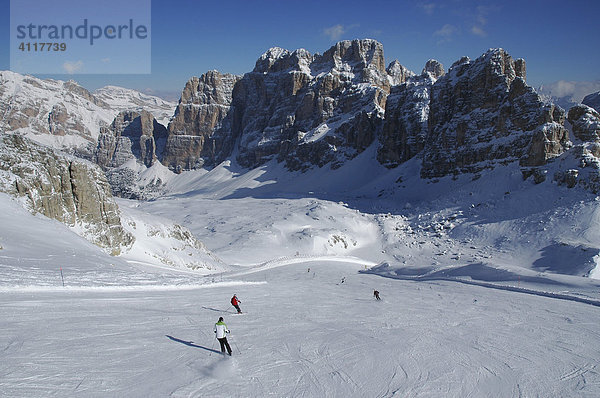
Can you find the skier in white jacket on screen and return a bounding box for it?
[214,317,232,356]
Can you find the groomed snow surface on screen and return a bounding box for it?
[2,150,600,396]
[2,260,600,397]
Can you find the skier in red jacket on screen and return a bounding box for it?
[231,294,242,314]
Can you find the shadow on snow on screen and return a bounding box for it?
[166,335,222,354]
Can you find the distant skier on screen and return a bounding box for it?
[213,317,232,356]
[231,294,242,314]
[374,290,381,300]
[340,277,346,284]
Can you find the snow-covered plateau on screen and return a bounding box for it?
[1,144,600,397]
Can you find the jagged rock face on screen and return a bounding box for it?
[387,60,415,86]
[582,92,600,113]
[568,105,600,142]
[553,142,600,193]
[163,71,240,172]
[95,110,167,169]
[422,59,445,80]
[0,71,114,151]
[0,134,134,254]
[93,85,176,127]
[378,71,437,167]
[161,39,416,172]
[421,49,568,178]
[232,39,396,170]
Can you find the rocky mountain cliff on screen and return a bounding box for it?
[378,48,570,181]
[162,71,240,172]
[553,105,600,192]
[377,60,443,167]
[422,49,568,178]
[583,92,600,113]
[0,71,175,158]
[3,40,600,196]
[0,71,114,152]
[95,110,168,170]
[93,86,177,127]
[163,39,409,172]
[160,41,576,181]
[0,134,134,254]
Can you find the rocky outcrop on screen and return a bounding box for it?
[387,60,415,86]
[378,66,439,167]
[162,71,240,172]
[0,134,134,254]
[93,85,176,126]
[160,39,408,172]
[421,49,568,178]
[160,44,571,176]
[0,71,114,150]
[422,59,445,79]
[553,141,600,193]
[232,39,396,170]
[582,91,600,113]
[95,110,168,169]
[567,105,600,142]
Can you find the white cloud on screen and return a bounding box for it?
[323,24,346,41]
[434,24,458,43]
[542,80,600,102]
[470,6,489,37]
[418,2,437,15]
[101,58,111,64]
[471,25,486,37]
[63,60,84,74]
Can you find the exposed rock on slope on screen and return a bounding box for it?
[232,39,398,170]
[568,105,600,143]
[582,91,600,113]
[93,85,176,126]
[163,71,240,172]
[553,104,600,193]
[0,134,134,254]
[422,49,568,178]
[378,62,441,167]
[0,71,115,152]
[95,110,168,169]
[163,39,409,172]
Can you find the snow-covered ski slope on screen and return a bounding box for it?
[2,140,600,396]
[2,259,600,397]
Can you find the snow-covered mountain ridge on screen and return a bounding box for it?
[94,85,176,126]
[0,71,176,157]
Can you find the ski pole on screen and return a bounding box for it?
[231,338,241,354]
[209,338,216,356]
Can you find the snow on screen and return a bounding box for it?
[0,71,115,148]
[94,85,177,126]
[2,259,600,397]
[3,119,600,395]
[0,72,176,154]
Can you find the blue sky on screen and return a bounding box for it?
[1,0,599,99]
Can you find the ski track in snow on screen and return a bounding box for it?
[1,260,600,397]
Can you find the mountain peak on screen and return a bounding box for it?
[254,47,292,73]
[320,39,385,72]
[387,60,415,86]
[422,59,445,80]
